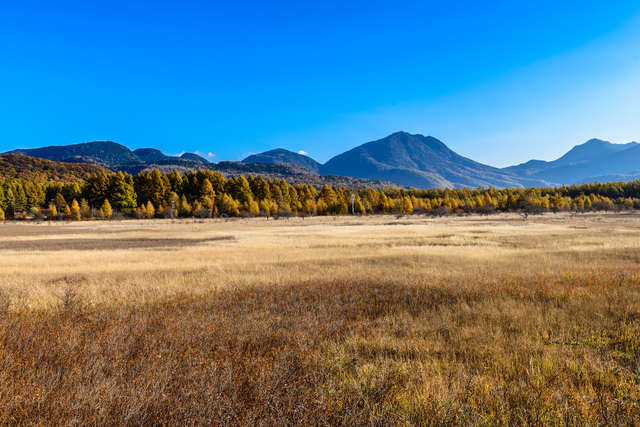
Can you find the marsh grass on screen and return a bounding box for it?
[2,213,640,309]
[0,271,638,425]
[0,214,639,425]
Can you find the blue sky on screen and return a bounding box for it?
[1,1,639,167]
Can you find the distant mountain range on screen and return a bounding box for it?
[4,132,640,189]
[4,141,402,189]
[8,141,211,171]
[244,133,640,188]
[504,138,640,185]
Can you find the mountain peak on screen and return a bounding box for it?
[583,138,608,144]
[7,140,141,164]
[576,138,637,151]
[321,131,529,189]
[133,148,172,163]
[180,152,210,164]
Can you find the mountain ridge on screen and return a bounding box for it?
[506,138,638,172]
[2,142,404,189]
[505,138,640,185]
[244,149,322,174]
[5,133,640,189]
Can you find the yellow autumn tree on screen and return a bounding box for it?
[80,199,91,219]
[354,195,365,215]
[401,195,413,214]
[70,199,81,221]
[259,199,270,216]
[191,200,203,216]
[145,201,155,219]
[268,200,278,216]
[137,204,147,219]
[177,195,191,217]
[584,197,592,210]
[219,194,239,216]
[315,198,328,215]
[100,199,113,220]
[48,202,58,220]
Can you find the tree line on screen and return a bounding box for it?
[1,169,640,221]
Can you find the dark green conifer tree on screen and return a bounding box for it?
[110,172,137,209]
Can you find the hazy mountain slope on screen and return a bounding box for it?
[321,132,537,189]
[524,143,640,185]
[9,141,141,164]
[574,171,640,185]
[506,139,639,177]
[243,149,322,174]
[555,138,626,166]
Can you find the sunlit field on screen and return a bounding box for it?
[1,213,639,425]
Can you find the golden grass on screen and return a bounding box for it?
[2,213,640,308]
[0,212,639,425]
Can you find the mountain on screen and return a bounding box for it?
[243,149,321,174]
[0,154,109,183]
[9,141,141,165]
[506,138,640,185]
[7,133,640,190]
[180,152,210,164]
[506,139,639,176]
[3,141,400,189]
[6,142,215,175]
[133,148,173,163]
[321,132,543,189]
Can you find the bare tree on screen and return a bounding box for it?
[474,204,496,216]
[519,202,545,219]
[349,186,360,215]
[428,207,449,218]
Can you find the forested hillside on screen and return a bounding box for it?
[0,154,108,183]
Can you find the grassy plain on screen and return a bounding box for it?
[0,213,639,425]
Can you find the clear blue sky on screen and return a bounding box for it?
[1,1,639,167]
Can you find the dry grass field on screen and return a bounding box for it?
[1,213,639,425]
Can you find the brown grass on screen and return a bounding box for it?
[0,236,234,251]
[0,213,639,425]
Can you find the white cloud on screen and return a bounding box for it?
[297,150,308,156]
[195,151,216,159]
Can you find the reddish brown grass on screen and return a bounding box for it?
[1,270,638,426]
